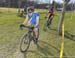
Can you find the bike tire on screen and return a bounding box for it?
[20,33,30,53]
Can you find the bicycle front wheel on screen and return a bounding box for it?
[20,34,30,53]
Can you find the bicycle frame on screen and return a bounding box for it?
[25,26,34,40]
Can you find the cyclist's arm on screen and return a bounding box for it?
[23,15,29,25]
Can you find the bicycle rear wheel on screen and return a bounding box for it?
[20,33,30,53]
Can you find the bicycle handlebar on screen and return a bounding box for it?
[24,26,34,29]
[20,24,34,30]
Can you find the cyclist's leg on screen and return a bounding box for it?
[46,14,52,26]
[49,15,54,25]
[33,27,39,44]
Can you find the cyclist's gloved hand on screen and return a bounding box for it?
[20,24,25,30]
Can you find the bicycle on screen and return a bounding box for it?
[20,26,36,53]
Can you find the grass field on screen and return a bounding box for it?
[0,8,75,58]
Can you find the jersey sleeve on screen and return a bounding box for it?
[35,12,39,17]
[35,13,39,22]
[36,13,39,19]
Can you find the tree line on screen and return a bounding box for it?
[0,0,75,10]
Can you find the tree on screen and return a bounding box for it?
[58,0,70,35]
[18,0,22,15]
[52,0,55,9]
[7,0,11,12]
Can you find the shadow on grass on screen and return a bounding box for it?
[23,40,67,58]
[64,31,75,41]
[49,28,75,41]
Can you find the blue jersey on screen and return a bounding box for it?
[27,12,39,24]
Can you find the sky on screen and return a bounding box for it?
[69,0,75,3]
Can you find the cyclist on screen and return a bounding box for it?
[19,10,24,17]
[45,6,54,28]
[20,6,39,44]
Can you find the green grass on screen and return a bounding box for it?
[0,8,75,58]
